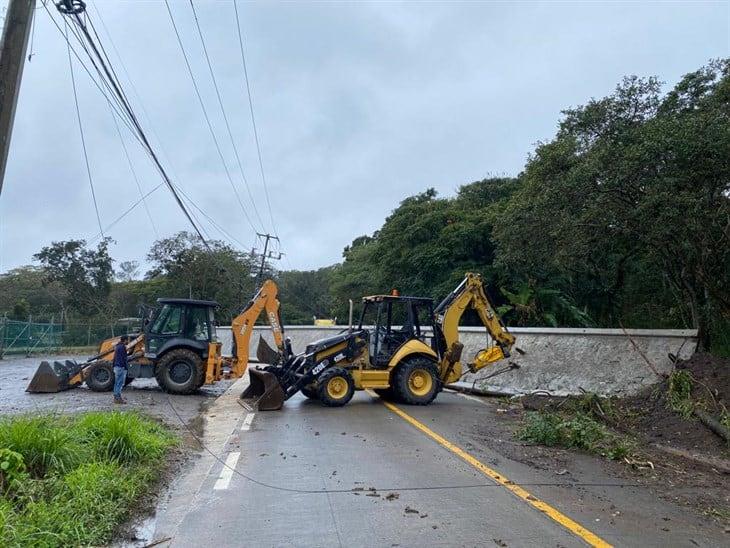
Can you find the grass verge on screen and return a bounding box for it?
[0,412,177,547]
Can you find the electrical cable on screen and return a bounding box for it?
[58,5,211,249]
[43,3,141,141]
[189,0,266,232]
[233,0,279,239]
[65,20,104,237]
[88,183,164,244]
[165,395,642,495]
[163,0,258,235]
[108,106,159,238]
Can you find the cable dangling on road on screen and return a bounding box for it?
[165,395,641,496]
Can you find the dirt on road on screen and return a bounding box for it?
[465,354,730,530]
[0,354,233,431]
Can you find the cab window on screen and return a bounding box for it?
[186,306,210,341]
[151,304,184,335]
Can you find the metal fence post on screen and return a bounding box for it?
[0,314,5,359]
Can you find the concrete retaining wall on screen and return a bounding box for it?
[215,325,697,397]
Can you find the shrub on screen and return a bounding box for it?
[0,449,27,494]
[518,411,633,460]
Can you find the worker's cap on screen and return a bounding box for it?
[120,335,130,342]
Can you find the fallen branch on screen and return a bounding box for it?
[694,409,730,442]
[619,323,665,379]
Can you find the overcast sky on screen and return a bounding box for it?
[0,1,727,275]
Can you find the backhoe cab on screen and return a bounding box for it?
[242,272,517,411]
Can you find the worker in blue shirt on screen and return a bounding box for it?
[113,335,129,404]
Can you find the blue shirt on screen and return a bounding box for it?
[113,342,128,369]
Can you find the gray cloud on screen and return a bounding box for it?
[0,0,727,273]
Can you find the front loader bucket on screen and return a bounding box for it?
[240,368,285,411]
[26,360,82,393]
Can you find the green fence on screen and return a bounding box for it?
[0,318,137,357]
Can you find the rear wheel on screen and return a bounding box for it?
[393,357,440,405]
[155,349,204,395]
[86,361,115,392]
[301,385,319,400]
[316,367,354,407]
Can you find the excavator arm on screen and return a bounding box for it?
[230,279,286,378]
[434,273,516,383]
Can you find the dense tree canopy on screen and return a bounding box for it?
[1,61,727,353]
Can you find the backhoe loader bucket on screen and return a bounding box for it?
[26,360,82,393]
[240,368,285,411]
[256,335,280,365]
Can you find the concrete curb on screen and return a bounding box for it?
[152,376,250,544]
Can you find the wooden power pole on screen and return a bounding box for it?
[0,0,35,197]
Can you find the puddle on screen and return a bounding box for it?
[115,514,158,547]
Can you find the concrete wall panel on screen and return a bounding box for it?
[216,325,697,397]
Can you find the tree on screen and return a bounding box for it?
[33,239,114,318]
[277,267,336,324]
[116,260,140,282]
[493,60,730,346]
[146,232,257,320]
[0,266,66,320]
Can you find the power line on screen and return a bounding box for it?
[233,0,279,239]
[43,3,141,142]
[88,183,164,244]
[57,1,210,248]
[108,106,159,238]
[64,20,104,237]
[163,0,258,235]
[189,0,266,232]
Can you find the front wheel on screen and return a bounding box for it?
[86,361,115,392]
[316,367,355,407]
[392,357,440,405]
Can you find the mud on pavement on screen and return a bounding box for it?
[0,354,233,428]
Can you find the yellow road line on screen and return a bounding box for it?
[373,393,611,548]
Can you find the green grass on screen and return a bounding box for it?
[0,412,176,547]
[518,411,634,460]
[667,369,694,418]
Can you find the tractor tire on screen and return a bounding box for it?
[392,357,440,405]
[301,385,319,400]
[316,367,354,407]
[86,361,115,392]
[155,349,204,395]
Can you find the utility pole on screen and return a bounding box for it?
[0,0,35,196]
[254,232,280,286]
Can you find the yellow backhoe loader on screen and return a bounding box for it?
[26,280,288,396]
[242,272,517,410]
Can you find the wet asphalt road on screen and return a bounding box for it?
[162,390,727,548]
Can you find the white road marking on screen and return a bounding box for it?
[241,412,255,431]
[213,451,241,491]
[456,392,489,405]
